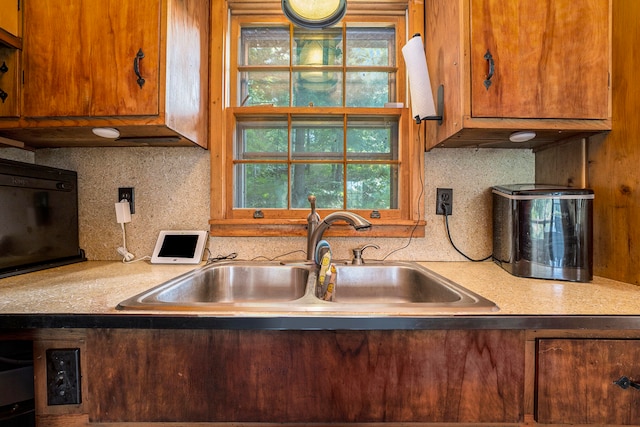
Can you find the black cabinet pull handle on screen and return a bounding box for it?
[483,50,494,90]
[0,62,7,74]
[133,48,145,88]
[614,376,640,391]
[0,89,7,103]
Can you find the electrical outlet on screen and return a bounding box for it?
[118,187,135,214]
[46,348,82,405]
[436,188,453,215]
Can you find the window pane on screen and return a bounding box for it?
[293,72,343,107]
[345,27,395,66]
[292,117,343,160]
[347,164,398,209]
[236,119,288,160]
[291,164,344,209]
[233,23,403,215]
[345,71,393,107]
[346,119,397,160]
[292,28,343,107]
[293,29,342,66]
[234,163,288,208]
[239,71,290,106]
[240,27,290,66]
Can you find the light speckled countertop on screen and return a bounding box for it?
[0,260,637,317]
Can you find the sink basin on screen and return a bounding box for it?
[117,261,498,313]
[117,262,312,309]
[328,264,463,304]
[155,264,309,303]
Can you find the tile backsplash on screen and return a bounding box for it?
[1,146,533,262]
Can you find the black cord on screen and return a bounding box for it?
[251,249,307,261]
[443,208,492,262]
[206,252,238,264]
[381,121,426,261]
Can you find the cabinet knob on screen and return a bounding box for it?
[0,89,7,103]
[614,376,640,391]
[133,48,146,89]
[0,62,7,74]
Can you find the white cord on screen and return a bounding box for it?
[117,222,135,262]
[121,222,127,252]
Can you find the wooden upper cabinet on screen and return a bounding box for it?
[8,0,210,148]
[23,0,160,118]
[424,0,612,150]
[470,0,610,120]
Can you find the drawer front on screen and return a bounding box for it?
[537,339,640,424]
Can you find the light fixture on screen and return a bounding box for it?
[282,0,346,29]
[509,131,536,143]
[296,34,340,90]
[92,127,120,139]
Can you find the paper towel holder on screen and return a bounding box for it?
[415,84,444,125]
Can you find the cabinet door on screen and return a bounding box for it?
[22,0,160,118]
[537,339,640,425]
[86,329,525,423]
[0,0,20,37]
[470,0,609,120]
[0,46,19,117]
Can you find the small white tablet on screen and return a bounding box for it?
[150,230,208,264]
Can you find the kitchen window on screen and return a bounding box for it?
[210,1,425,237]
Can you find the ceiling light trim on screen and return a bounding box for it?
[282,0,347,29]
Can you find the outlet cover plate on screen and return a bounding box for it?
[46,348,82,405]
[117,187,135,214]
[436,188,453,215]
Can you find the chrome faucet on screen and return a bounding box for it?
[306,199,372,263]
[307,195,321,255]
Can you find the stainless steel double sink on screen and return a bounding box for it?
[117,261,498,313]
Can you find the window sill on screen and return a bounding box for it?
[209,219,425,238]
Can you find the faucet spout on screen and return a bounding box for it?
[306,211,372,263]
[306,195,320,256]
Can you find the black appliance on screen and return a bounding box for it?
[0,341,34,427]
[0,158,86,278]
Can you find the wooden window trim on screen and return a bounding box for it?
[209,1,425,238]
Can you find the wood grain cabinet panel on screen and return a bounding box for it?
[470,0,609,120]
[425,0,611,149]
[537,338,640,425]
[22,0,160,118]
[85,329,525,424]
[0,0,20,121]
[0,0,21,41]
[0,46,19,118]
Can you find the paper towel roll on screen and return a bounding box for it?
[401,35,437,121]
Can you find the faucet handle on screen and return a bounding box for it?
[351,243,380,265]
[308,194,317,211]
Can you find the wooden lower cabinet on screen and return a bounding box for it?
[32,329,640,426]
[33,328,526,425]
[537,338,640,425]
